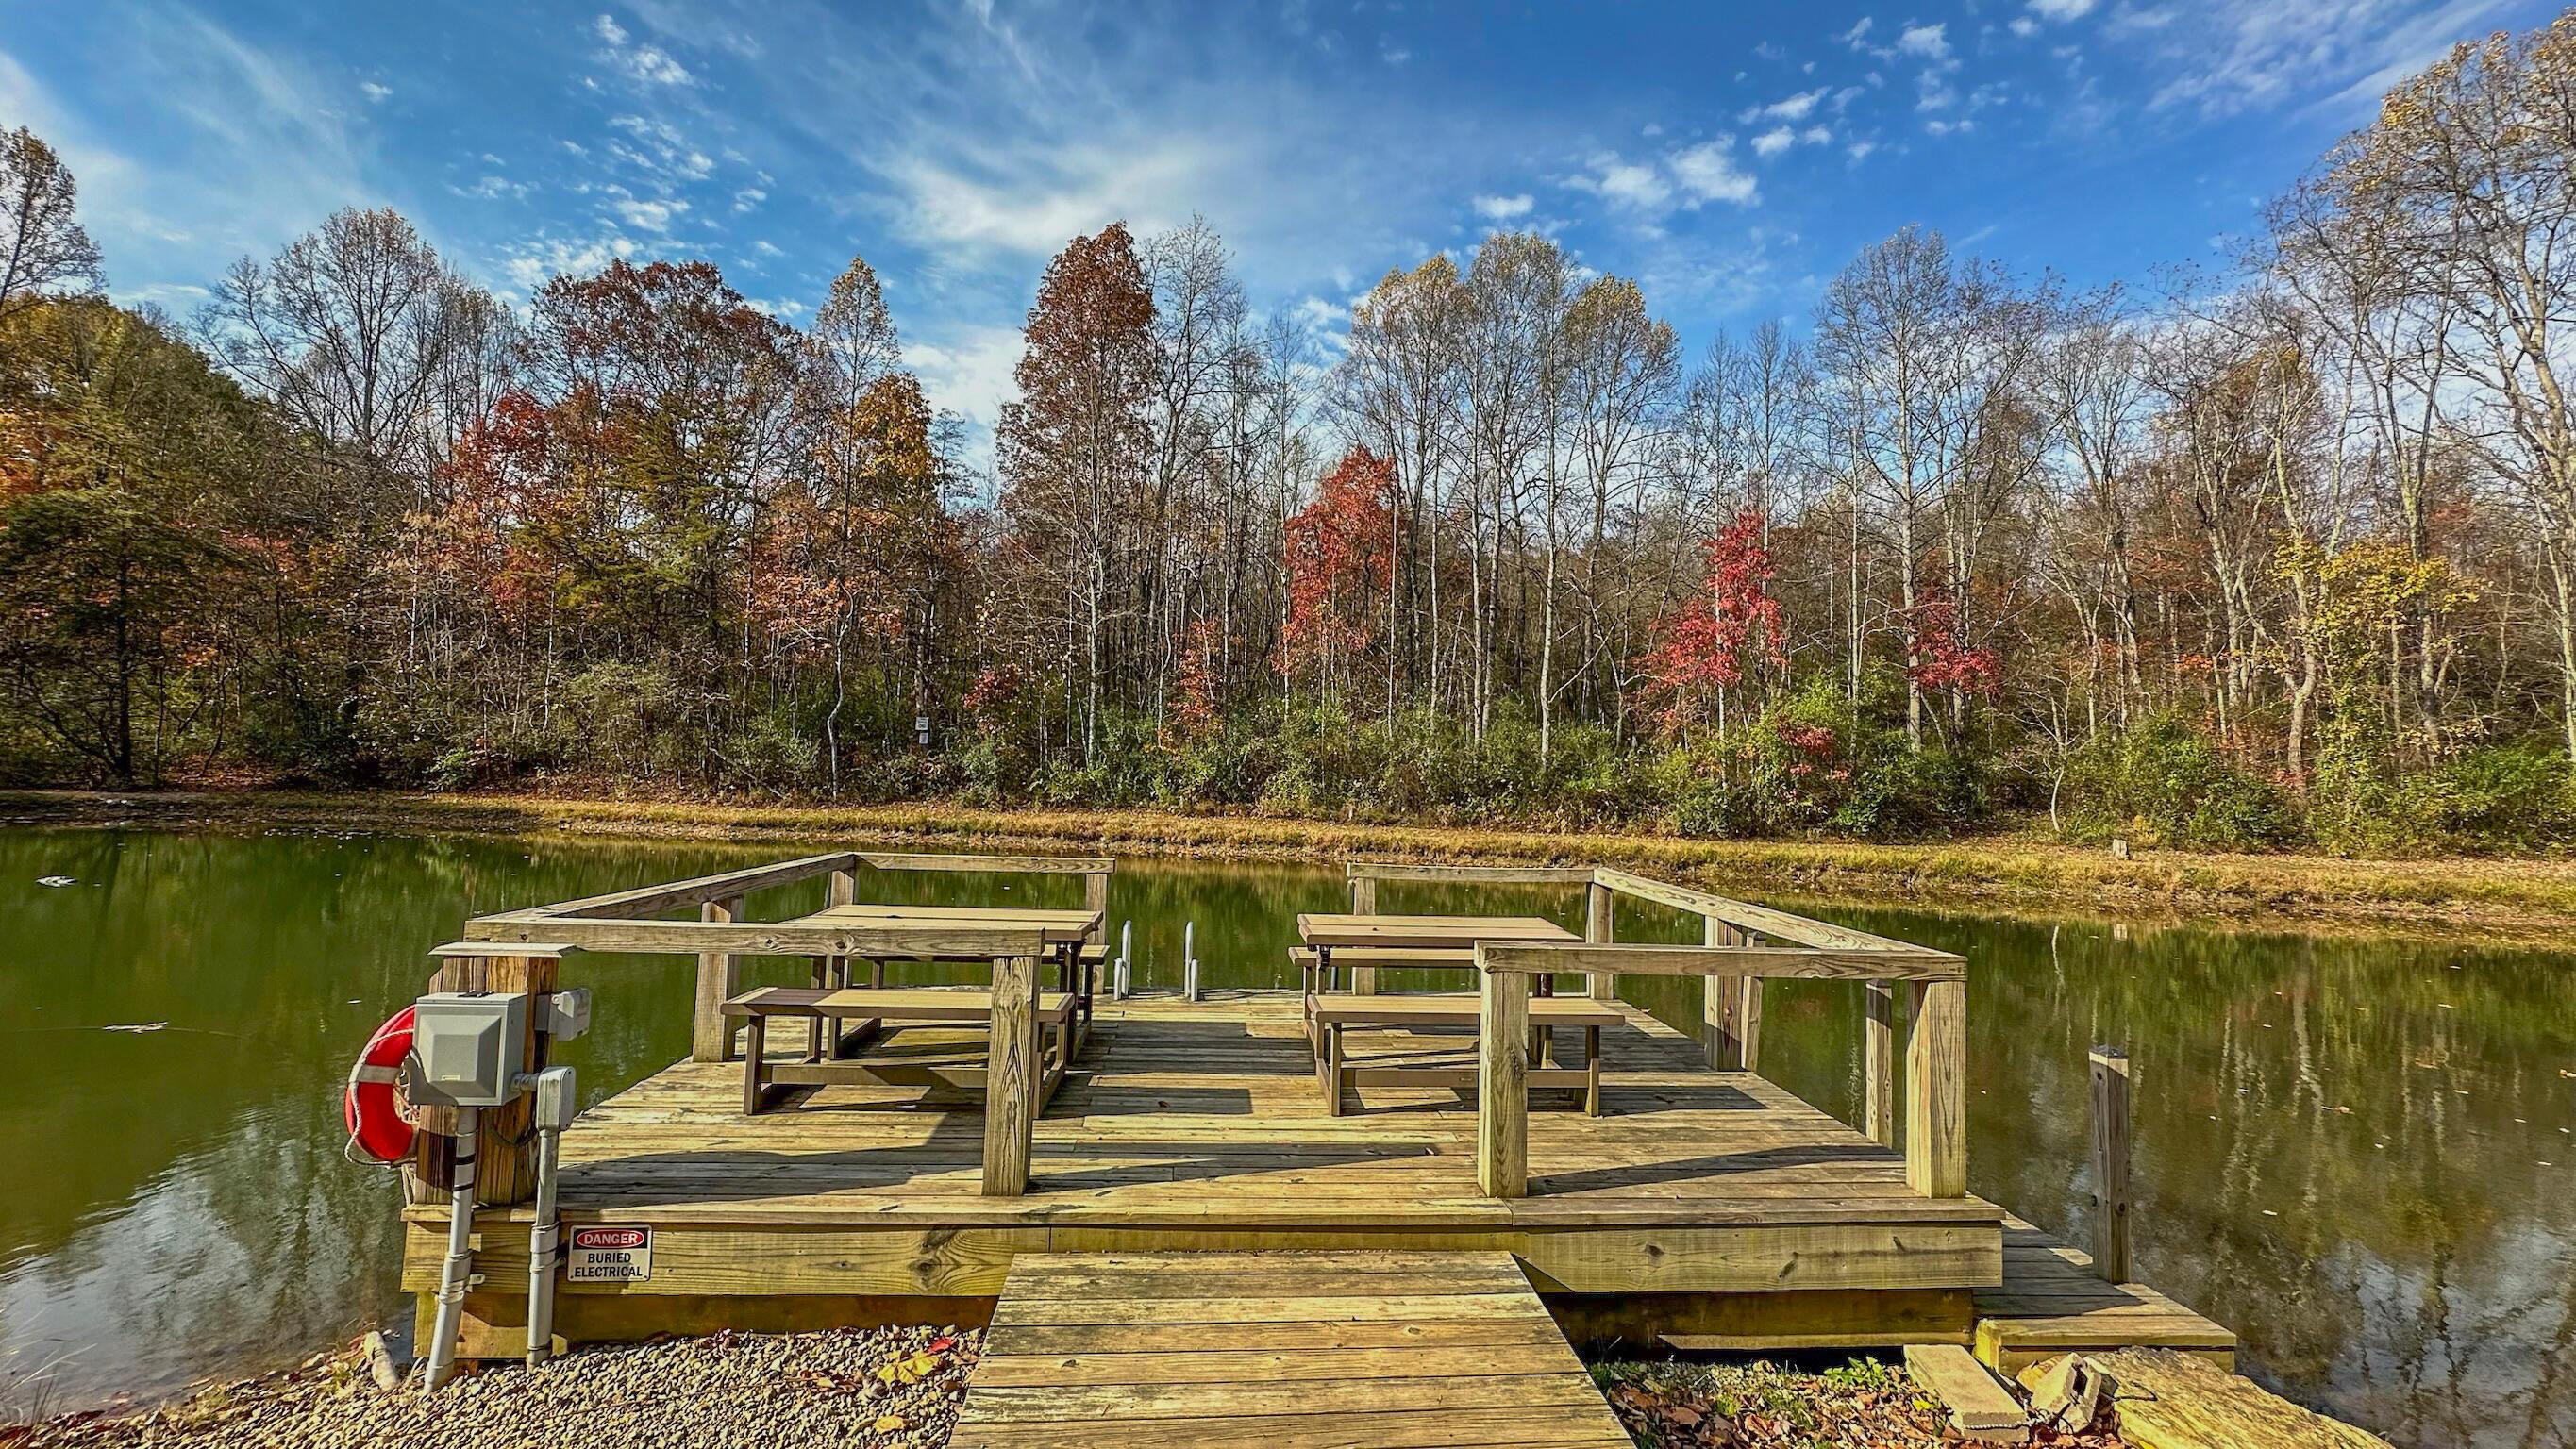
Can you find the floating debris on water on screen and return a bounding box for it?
[38,875,75,887]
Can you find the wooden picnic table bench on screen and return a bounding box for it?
[1310,993,1621,1117]
[722,986,1079,1115]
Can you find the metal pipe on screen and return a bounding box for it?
[1183,921,1199,1003]
[1112,920,1132,999]
[525,1067,577,1368]
[423,1107,478,1390]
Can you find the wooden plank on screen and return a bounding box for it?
[1477,969,1530,1199]
[861,852,1114,874]
[1905,1343,2030,1443]
[950,1251,1628,1448]
[1345,862,1596,885]
[1475,941,1965,980]
[1907,977,1967,1198]
[1591,866,1921,952]
[2098,1350,2386,1448]
[474,915,1057,958]
[982,954,1039,1197]
[485,852,853,924]
[1297,914,1581,949]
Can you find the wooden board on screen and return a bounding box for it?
[1971,1218,2236,1376]
[2097,1349,2387,1448]
[1296,914,1581,950]
[948,1251,1632,1448]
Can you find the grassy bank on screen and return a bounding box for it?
[9,786,2576,938]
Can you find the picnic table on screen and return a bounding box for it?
[1292,912,1598,1115]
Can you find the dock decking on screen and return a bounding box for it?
[407,992,2006,1352]
[948,1250,1633,1448]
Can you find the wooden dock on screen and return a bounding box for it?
[948,1251,1632,1448]
[1972,1217,2237,1375]
[406,992,2006,1354]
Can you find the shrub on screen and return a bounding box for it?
[2061,712,2289,850]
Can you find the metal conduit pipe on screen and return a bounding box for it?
[525,1067,577,1368]
[423,1107,479,1391]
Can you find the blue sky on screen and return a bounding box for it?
[0,0,2551,447]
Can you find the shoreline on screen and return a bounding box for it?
[8,786,2576,940]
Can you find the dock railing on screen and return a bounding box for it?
[1338,859,1967,1201]
[464,850,1112,1062]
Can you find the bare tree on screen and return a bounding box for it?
[0,125,103,322]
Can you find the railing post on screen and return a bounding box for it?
[413,946,568,1206]
[691,895,743,1063]
[1700,916,1741,1069]
[982,954,1040,1196]
[1905,978,1967,1197]
[1583,879,1615,999]
[1864,981,1898,1146]
[1476,964,1531,1199]
[1350,874,1378,995]
[2090,1045,2133,1282]
[828,868,856,907]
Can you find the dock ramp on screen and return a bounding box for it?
[947,1250,1631,1448]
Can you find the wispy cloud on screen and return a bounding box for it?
[1473,192,1534,221]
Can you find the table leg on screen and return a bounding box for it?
[741,1016,767,1115]
[1324,1022,1345,1117]
[1585,1024,1602,1116]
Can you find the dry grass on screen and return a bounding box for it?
[9,786,2576,938]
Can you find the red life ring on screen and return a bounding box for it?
[344,1006,418,1163]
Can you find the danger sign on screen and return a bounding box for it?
[567,1225,653,1282]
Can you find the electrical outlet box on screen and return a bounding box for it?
[410,991,530,1108]
[544,987,593,1042]
[532,1066,579,1130]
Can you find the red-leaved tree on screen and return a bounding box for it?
[1279,446,1395,697]
[1638,509,1785,737]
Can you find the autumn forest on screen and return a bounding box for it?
[8,20,2576,855]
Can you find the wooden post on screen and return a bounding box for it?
[1350,874,1378,995]
[691,896,743,1062]
[1737,932,1765,1074]
[2090,1045,2133,1283]
[411,948,566,1207]
[1905,978,1967,1198]
[1082,869,1110,919]
[1864,980,1898,1146]
[1700,916,1742,1069]
[1477,966,1531,1199]
[822,869,855,1055]
[982,954,1040,1196]
[1582,879,1614,999]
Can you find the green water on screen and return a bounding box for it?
[0,825,2568,1447]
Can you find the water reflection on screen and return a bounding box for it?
[0,827,2567,1445]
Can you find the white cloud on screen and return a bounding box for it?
[1746,87,1829,123]
[1668,138,1758,206]
[1841,16,1876,47]
[1847,140,1879,162]
[611,195,688,231]
[1751,127,1796,157]
[1576,154,1673,210]
[2011,17,2042,36]
[2029,0,2098,16]
[734,186,768,212]
[499,231,638,291]
[1472,192,1533,221]
[359,80,393,103]
[594,12,694,87]
[1897,23,1951,61]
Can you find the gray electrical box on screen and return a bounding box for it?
[544,987,593,1042]
[410,991,530,1108]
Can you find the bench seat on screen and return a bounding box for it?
[721,986,1079,1114]
[1307,992,1614,1118]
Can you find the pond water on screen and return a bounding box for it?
[0,824,2568,1446]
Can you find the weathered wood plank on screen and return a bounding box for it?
[1907,977,1968,1198]
[982,954,1040,1197]
[1906,1343,2030,1443]
[487,852,853,924]
[1476,941,1965,980]
[2098,1350,2385,1448]
[1476,969,1530,1199]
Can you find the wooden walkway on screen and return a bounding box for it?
[1970,1217,2236,1374]
[948,1250,1633,1449]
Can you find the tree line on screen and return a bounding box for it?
[8,14,2576,854]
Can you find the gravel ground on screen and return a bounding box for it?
[10,1326,979,1449]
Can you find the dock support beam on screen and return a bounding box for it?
[2090,1045,2132,1282]
[1349,875,1378,994]
[1700,917,1742,1069]
[1583,880,1614,999]
[1905,979,1967,1198]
